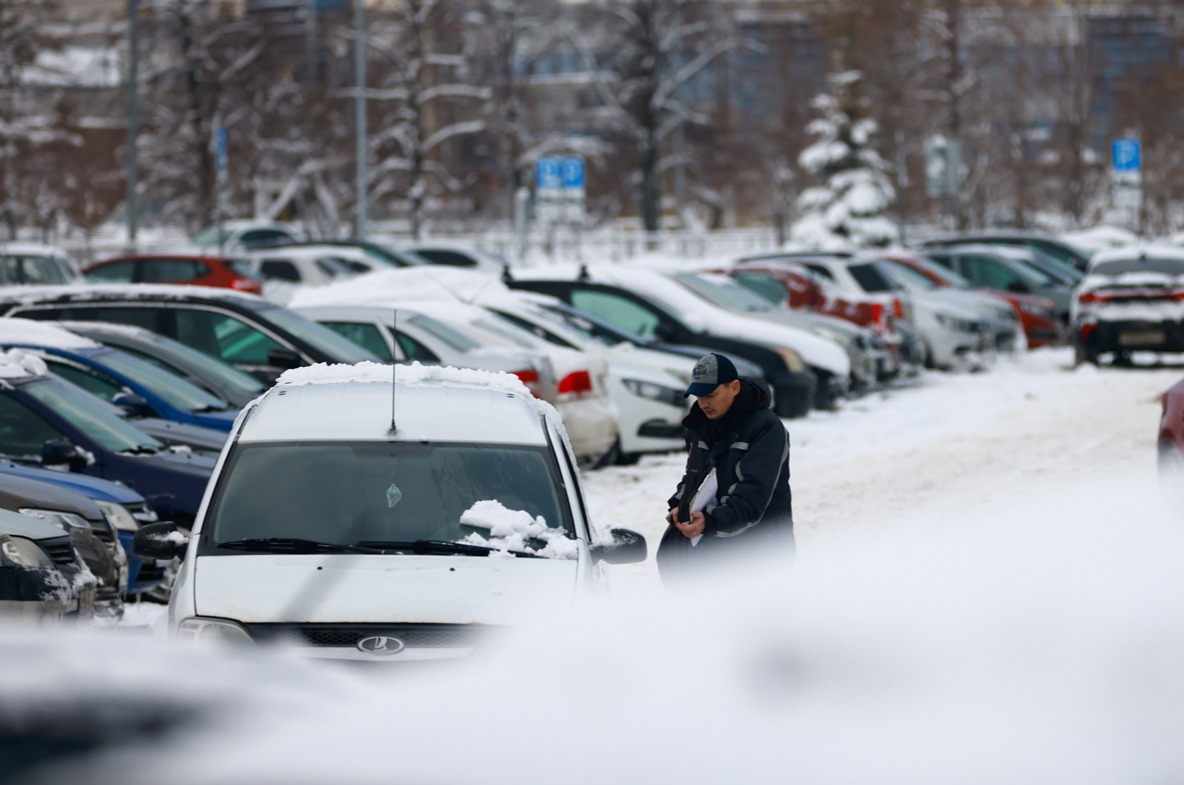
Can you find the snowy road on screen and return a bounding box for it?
[584,346,1182,589]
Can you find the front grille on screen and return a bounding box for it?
[90,518,116,544]
[38,536,77,566]
[246,623,492,649]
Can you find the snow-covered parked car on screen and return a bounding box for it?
[1071,245,1184,365]
[134,362,647,661]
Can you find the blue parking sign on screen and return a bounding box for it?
[561,157,585,189]
[1111,138,1141,173]
[536,157,562,190]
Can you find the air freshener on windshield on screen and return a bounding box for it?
[386,483,403,508]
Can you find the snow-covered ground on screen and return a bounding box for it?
[15,346,1184,784]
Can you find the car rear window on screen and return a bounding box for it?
[847,263,900,293]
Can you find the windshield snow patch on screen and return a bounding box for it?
[459,499,578,560]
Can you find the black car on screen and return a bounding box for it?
[60,320,268,409]
[502,276,818,418]
[0,471,125,620]
[0,505,96,622]
[0,284,380,384]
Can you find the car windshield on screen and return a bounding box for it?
[191,226,230,246]
[916,256,974,288]
[883,262,939,291]
[24,376,163,453]
[405,313,482,352]
[205,441,573,553]
[1090,257,1184,277]
[87,347,230,413]
[673,272,774,312]
[253,303,380,363]
[541,303,649,347]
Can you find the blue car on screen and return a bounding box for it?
[0,349,216,527]
[0,460,170,600]
[0,320,239,432]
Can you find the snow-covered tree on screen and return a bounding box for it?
[592,0,741,233]
[366,0,491,239]
[790,70,898,249]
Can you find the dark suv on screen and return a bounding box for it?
[0,284,380,383]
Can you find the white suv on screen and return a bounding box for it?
[134,362,646,661]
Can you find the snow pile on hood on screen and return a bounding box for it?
[459,499,578,560]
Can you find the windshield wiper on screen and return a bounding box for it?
[354,539,542,558]
[217,537,379,554]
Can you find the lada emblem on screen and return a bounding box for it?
[357,635,406,655]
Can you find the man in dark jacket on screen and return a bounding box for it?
[658,352,794,579]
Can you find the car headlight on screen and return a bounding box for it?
[621,378,685,408]
[0,534,55,569]
[124,501,159,525]
[95,501,140,533]
[934,313,979,333]
[177,617,254,646]
[777,347,806,372]
[19,508,91,534]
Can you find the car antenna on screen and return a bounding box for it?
[389,308,398,435]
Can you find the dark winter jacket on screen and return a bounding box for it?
[667,377,793,543]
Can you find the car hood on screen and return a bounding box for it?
[190,553,582,625]
[133,418,228,454]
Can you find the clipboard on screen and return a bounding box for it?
[688,467,717,547]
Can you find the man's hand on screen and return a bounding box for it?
[675,511,706,540]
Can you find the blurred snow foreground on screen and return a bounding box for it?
[8,481,1184,785]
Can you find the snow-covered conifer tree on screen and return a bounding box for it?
[790,70,898,249]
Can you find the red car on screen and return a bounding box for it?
[82,253,264,295]
[879,252,1061,348]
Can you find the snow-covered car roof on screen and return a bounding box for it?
[0,318,99,351]
[244,362,553,445]
[1087,244,1184,272]
[288,266,508,309]
[0,242,75,257]
[0,347,51,381]
[0,282,269,306]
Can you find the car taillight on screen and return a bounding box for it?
[870,302,885,331]
[1080,322,1097,343]
[1172,290,1184,301]
[892,297,904,320]
[511,369,544,398]
[558,370,594,398]
[1078,291,1109,304]
[231,278,262,293]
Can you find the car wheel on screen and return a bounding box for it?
[1073,338,1098,367]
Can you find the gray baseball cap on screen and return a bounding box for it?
[684,352,739,398]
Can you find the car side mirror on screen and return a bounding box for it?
[132,521,190,562]
[591,527,648,565]
[112,391,152,416]
[41,439,89,472]
[266,347,304,370]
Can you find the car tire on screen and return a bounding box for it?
[1073,338,1098,367]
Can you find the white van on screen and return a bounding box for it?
[134,362,646,661]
